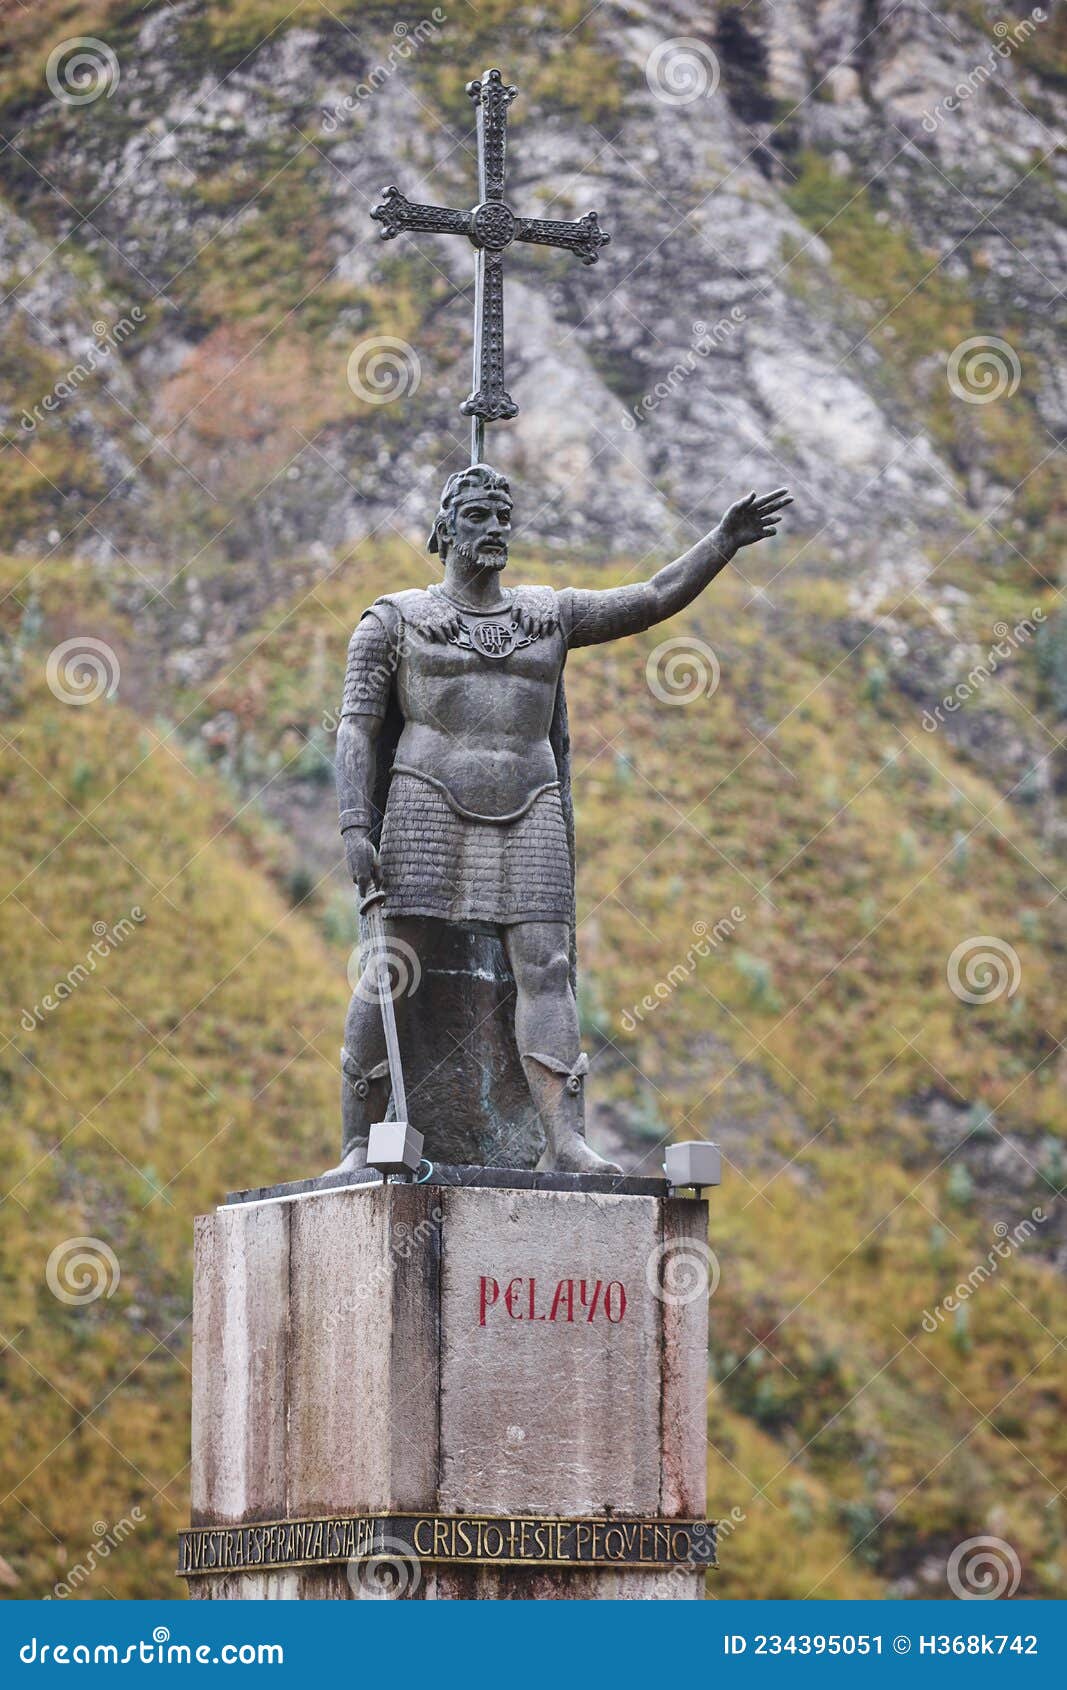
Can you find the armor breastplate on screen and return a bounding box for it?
[380,587,565,821]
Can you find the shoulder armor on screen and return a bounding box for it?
[372,588,452,638]
[373,585,559,639]
[512,584,558,628]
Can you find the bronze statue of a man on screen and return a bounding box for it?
[333,464,790,1175]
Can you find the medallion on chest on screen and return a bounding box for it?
[416,585,559,662]
[448,616,538,661]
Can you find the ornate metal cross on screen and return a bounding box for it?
[371,68,610,464]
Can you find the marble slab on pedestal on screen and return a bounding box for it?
[184,1173,711,1600]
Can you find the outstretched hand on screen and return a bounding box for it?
[719,487,792,552]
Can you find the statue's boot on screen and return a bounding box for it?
[520,1051,622,1176]
[322,1048,391,1176]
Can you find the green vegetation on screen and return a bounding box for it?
[0,557,344,1597]
[413,0,631,128]
[7,538,1059,1597]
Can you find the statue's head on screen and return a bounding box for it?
[428,463,512,573]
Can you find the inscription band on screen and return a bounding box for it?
[177,1513,717,1576]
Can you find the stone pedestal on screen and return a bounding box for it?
[180,1170,712,1600]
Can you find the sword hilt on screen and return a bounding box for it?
[358,883,387,917]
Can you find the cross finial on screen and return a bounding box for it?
[371,68,610,464]
[466,68,517,202]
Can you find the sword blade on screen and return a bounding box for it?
[363,897,408,1124]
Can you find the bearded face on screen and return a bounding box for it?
[445,489,513,573]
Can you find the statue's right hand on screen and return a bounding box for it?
[344,829,381,892]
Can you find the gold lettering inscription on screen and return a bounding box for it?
[178,1514,716,1575]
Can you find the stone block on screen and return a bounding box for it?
[184,1176,711,1599]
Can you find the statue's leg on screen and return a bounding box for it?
[504,920,621,1176]
[327,916,412,1175]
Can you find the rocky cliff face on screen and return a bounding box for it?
[3,0,1062,822]
[2,2,1063,587]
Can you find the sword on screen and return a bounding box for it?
[358,880,426,1181]
[359,883,408,1127]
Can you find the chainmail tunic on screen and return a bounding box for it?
[379,771,572,926]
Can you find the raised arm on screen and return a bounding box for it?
[647,488,791,621]
[562,488,791,648]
